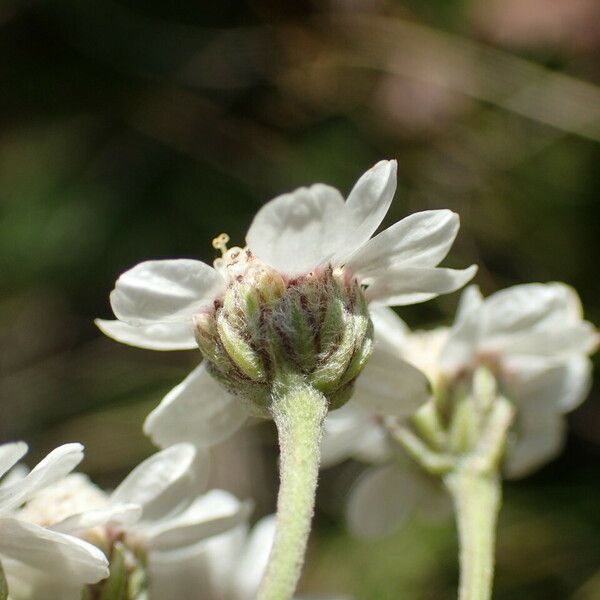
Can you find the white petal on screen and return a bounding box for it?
[2,559,92,600]
[504,356,593,414]
[110,444,200,520]
[110,259,225,325]
[0,518,109,584]
[52,503,142,535]
[366,264,478,306]
[230,514,276,600]
[485,283,582,327]
[492,323,597,359]
[368,305,410,354]
[504,408,565,479]
[144,490,252,551]
[480,283,599,358]
[95,319,197,351]
[0,442,27,480]
[441,293,484,374]
[334,160,397,262]
[246,184,346,275]
[348,209,460,277]
[347,465,417,538]
[455,284,484,324]
[321,401,391,467]
[144,364,248,449]
[352,343,430,416]
[147,526,246,600]
[0,444,83,513]
[0,464,28,489]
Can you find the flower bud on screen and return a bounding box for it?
[194,254,373,413]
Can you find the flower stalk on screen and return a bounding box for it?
[444,469,501,600]
[257,375,328,600]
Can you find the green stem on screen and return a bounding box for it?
[444,469,501,600]
[257,379,328,600]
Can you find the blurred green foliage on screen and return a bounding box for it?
[1,1,599,598]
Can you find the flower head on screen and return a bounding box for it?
[0,442,109,600]
[321,282,598,536]
[13,444,251,599]
[98,161,475,447]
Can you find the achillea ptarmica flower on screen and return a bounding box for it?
[321,283,599,537]
[15,444,251,600]
[0,442,109,600]
[97,161,476,445]
[148,514,349,600]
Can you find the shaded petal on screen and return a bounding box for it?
[504,407,564,479]
[441,291,484,374]
[335,160,397,262]
[348,210,460,277]
[485,283,582,330]
[144,490,252,551]
[455,284,484,324]
[110,259,225,325]
[480,283,599,358]
[144,364,249,449]
[504,355,593,414]
[0,464,28,489]
[110,444,201,521]
[95,319,197,351]
[2,559,92,600]
[246,185,345,275]
[0,444,83,513]
[321,401,391,467]
[347,465,417,538]
[488,322,597,359]
[52,503,142,536]
[0,518,109,584]
[366,265,477,306]
[147,526,247,600]
[230,515,276,600]
[0,442,27,480]
[368,305,410,354]
[352,343,430,416]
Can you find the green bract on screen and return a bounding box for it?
[194,257,373,416]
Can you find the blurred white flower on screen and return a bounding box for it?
[0,442,109,600]
[97,161,475,448]
[440,283,598,476]
[322,282,598,536]
[14,443,251,600]
[148,513,350,600]
[148,513,276,600]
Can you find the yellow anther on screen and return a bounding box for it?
[212,233,230,256]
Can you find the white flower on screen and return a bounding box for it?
[15,443,251,599]
[0,442,109,600]
[98,161,475,447]
[148,514,350,600]
[147,513,276,600]
[322,282,598,536]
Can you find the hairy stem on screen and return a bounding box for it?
[445,469,501,600]
[257,379,328,600]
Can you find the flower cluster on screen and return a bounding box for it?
[0,443,108,599]
[321,283,598,537]
[98,160,475,446]
[0,441,277,600]
[3,161,597,600]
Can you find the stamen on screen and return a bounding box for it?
[212,233,230,256]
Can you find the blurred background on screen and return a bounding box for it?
[1,0,599,598]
